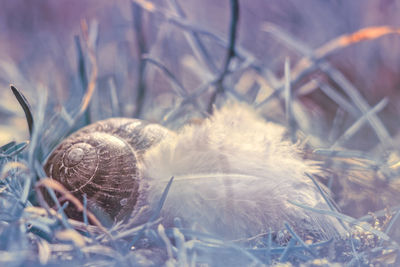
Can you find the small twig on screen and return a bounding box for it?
[207,0,239,113]
[217,0,240,78]
[10,85,34,138]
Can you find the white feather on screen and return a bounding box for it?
[134,103,345,240]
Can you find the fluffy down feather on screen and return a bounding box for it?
[134,103,345,240]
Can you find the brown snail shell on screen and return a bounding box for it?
[44,118,173,224]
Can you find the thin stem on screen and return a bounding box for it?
[132,2,148,118]
[207,0,240,113]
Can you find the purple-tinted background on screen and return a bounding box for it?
[1,0,400,146]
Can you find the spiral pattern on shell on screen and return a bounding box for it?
[44,118,172,223]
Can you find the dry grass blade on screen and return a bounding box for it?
[142,56,187,96]
[55,229,86,248]
[1,162,28,180]
[319,83,360,117]
[108,78,120,117]
[135,0,280,103]
[158,224,173,259]
[74,36,89,124]
[10,85,34,138]
[74,36,88,94]
[0,141,29,158]
[279,238,296,262]
[264,24,400,76]
[320,64,393,148]
[142,55,206,119]
[315,26,400,58]
[173,228,188,265]
[162,77,219,124]
[132,0,155,12]
[75,20,98,124]
[314,148,376,161]
[131,2,148,118]
[284,57,296,143]
[2,2,400,266]
[295,79,319,96]
[0,141,16,152]
[35,178,106,232]
[81,245,124,259]
[331,98,388,149]
[261,23,393,148]
[37,238,51,265]
[284,222,317,257]
[288,200,393,243]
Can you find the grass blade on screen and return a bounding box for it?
[10,85,34,138]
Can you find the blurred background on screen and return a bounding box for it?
[1,0,400,219]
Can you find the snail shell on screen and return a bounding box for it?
[44,118,173,224]
[44,104,346,240]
